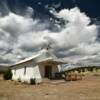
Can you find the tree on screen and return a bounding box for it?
[3,69,12,80]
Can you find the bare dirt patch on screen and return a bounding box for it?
[0,73,100,100]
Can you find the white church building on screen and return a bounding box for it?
[10,48,66,84]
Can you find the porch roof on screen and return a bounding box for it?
[37,58,67,65]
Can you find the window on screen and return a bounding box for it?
[24,66,26,75]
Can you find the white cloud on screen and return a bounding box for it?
[0,7,100,65]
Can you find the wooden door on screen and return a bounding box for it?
[45,65,52,79]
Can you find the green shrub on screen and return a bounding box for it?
[30,78,36,85]
[3,69,12,80]
[18,77,21,82]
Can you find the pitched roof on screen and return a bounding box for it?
[11,49,66,67]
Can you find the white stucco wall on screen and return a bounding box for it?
[57,65,62,72]
[38,64,45,78]
[11,61,42,83]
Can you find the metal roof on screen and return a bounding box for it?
[10,49,66,67]
[60,63,100,72]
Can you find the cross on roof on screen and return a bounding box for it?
[46,44,51,50]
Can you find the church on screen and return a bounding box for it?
[10,48,66,84]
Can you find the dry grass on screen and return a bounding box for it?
[0,72,100,100]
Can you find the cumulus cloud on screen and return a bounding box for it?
[0,6,100,66]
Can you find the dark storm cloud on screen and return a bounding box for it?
[0,56,13,64]
[5,0,100,18]
[0,0,9,16]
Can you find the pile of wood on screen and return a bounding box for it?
[65,72,83,81]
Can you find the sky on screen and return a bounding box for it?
[0,0,100,66]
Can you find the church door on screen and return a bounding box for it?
[45,65,52,79]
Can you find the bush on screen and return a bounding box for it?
[3,69,12,80]
[30,78,36,85]
[18,77,21,82]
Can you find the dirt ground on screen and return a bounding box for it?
[0,73,100,100]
